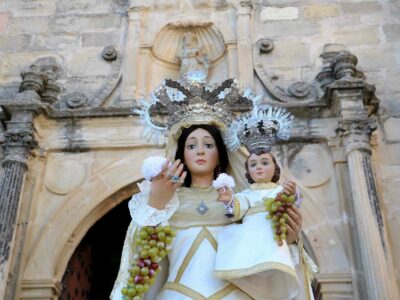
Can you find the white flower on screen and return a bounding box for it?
[141,156,167,181]
[212,173,235,190]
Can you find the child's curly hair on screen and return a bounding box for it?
[245,149,280,184]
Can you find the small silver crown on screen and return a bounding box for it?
[232,105,294,153]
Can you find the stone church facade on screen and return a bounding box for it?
[0,0,399,299]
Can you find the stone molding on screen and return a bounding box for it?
[336,118,377,154]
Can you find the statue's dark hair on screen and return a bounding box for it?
[175,124,228,187]
[244,149,280,184]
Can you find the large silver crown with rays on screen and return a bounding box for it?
[134,71,260,150]
[227,105,294,153]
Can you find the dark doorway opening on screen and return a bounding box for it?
[59,198,131,300]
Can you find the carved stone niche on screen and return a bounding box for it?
[150,17,226,83]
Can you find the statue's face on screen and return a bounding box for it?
[183,33,193,46]
[247,153,276,183]
[183,128,219,177]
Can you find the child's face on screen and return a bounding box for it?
[247,153,276,183]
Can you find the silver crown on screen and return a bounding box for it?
[134,71,258,148]
[228,105,294,153]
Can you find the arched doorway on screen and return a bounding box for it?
[59,198,131,300]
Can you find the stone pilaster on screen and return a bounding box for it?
[121,4,144,104]
[324,50,399,299]
[337,119,395,299]
[236,0,254,89]
[0,66,44,299]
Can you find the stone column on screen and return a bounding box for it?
[0,67,43,299]
[327,51,399,299]
[235,0,254,88]
[120,4,144,104]
[337,120,396,300]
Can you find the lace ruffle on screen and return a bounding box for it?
[128,180,179,226]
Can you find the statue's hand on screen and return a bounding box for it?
[286,206,302,244]
[217,187,233,205]
[148,159,186,210]
[282,179,296,195]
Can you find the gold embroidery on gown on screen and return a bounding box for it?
[156,186,254,300]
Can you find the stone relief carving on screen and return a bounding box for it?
[288,144,332,188]
[152,20,225,68]
[177,32,210,78]
[45,159,86,195]
[253,38,319,103]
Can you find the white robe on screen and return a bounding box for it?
[111,182,316,300]
[215,183,299,300]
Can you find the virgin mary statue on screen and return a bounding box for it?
[110,72,313,300]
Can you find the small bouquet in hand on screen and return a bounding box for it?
[141,156,167,181]
[213,173,235,218]
[264,192,296,246]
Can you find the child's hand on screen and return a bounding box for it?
[217,187,233,205]
[282,180,296,195]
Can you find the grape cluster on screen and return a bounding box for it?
[264,192,295,247]
[121,225,176,300]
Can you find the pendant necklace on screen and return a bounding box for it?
[196,200,209,215]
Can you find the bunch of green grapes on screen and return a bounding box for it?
[264,192,296,246]
[121,225,176,300]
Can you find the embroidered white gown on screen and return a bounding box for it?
[111,181,315,300]
[215,183,299,300]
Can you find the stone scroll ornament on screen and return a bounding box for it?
[253,38,319,103]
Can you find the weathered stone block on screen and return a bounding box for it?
[56,0,113,14]
[5,1,55,17]
[260,7,299,21]
[383,24,400,43]
[259,21,322,38]
[0,12,10,34]
[53,15,121,33]
[66,49,113,77]
[0,35,31,52]
[380,93,400,116]
[387,69,400,94]
[304,4,340,18]
[333,26,380,46]
[353,47,398,69]
[361,13,386,25]
[0,52,55,81]
[260,41,311,68]
[82,31,119,47]
[342,2,382,14]
[31,34,80,51]
[384,118,400,142]
[8,17,49,35]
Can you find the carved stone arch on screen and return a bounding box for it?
[21,148,164,298]
[151,17,226,65]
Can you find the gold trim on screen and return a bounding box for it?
[233,197,241,220]
[250,182,278,190]
[209,284,236,300]
[162,282,239,300]
[175,227,218,283]
[163,282,208,299]
[171,222,230,230]
[214,261,297,280]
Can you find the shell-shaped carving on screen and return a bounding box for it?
[152,22,225,64]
